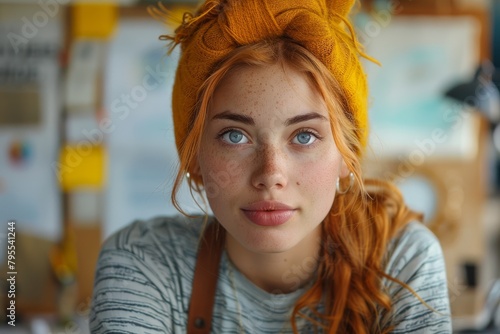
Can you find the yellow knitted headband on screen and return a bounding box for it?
[164,0,372,153]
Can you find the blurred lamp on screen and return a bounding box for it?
[445,60,500,154]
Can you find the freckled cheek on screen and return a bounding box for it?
[294,157,339,193]
[199,148,247,190]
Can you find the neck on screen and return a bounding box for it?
[225,225,321,294]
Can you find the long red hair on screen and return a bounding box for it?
[170,39,422,333]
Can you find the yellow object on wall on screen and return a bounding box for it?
[57,144,106,191]
[72,2,118,39]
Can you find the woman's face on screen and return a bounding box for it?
[197,63,348,254]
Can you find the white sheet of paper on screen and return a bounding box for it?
[361,16,480,159]
[103,19,205,239]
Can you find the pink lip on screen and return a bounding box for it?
[241,201,296,226]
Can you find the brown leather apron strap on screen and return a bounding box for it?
[187,220,225,334]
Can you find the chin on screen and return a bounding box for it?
[241,229,300,254]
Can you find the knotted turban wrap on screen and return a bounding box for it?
[166,0,373,155]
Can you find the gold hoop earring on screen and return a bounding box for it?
[336,172,354,195]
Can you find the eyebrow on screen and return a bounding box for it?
[284,112,328,126]
[211,111,328,126]
[212,111,255,125]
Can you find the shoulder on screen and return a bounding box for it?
[382,221,452,333]
[90,215,208,333]
[384,221,444,280]
[100,214,205,260]
[94,214,207,290]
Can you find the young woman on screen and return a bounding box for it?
[90,0,452,333]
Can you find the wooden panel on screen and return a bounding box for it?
[363,115,490,317]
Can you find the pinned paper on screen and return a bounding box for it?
[57,144,106,191]
[72,2,118,39]
[65,40,106,111]
[0,16,62,243]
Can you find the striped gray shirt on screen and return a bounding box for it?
[90,216,451,333]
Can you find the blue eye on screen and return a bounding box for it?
[297,132,312,144]
[221,130,249,144]
[293,131,317,145]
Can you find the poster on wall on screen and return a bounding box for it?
[103,18,204,239]
[359,15,481,159]
[0,6,63,262]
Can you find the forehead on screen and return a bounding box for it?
[211,64,327,116]
[218,63,311,90]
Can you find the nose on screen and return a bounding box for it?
[251,144,288,190]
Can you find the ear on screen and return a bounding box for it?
[340,159,350,178]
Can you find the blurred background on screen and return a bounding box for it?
[0,0,500,333]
